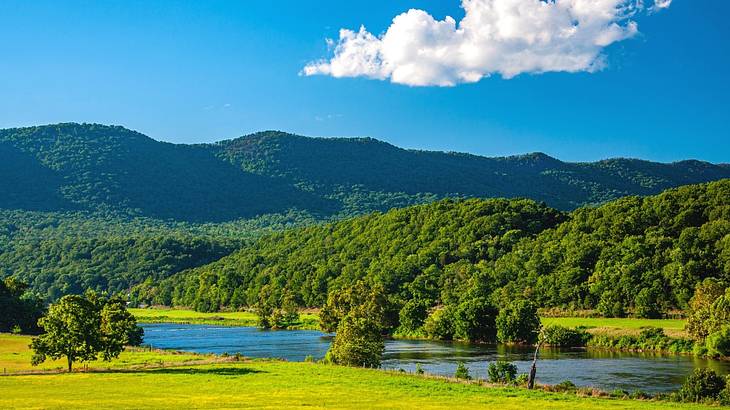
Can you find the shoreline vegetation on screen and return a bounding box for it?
[0,333,719,409]
[131,307,708,358]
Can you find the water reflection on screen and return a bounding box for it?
[142,323,730,393]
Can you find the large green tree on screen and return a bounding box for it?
[30,292,143,372]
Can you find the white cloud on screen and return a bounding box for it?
[303,0,670,86]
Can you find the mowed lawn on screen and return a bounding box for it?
[0,360,715,410]
[0,333,714,410]
[0,334,212,373]
[541,317,687,338]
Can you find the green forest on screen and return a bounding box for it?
[3,123,729,221]
[133,180,730,329]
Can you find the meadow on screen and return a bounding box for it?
[0,334,715,409]
[129,308,320,329]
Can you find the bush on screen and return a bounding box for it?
[705,326,730,358]
[515,373,529,386]
[674,368,726,403]
[415,363,424,375]
[541,325,589,347]
[424,307,454,340]
[554,380,577,392]
[454,361,471,380]
[487,361,517,383]
[496,300,540,344]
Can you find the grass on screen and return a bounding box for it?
[541,317,687,338]
[0,333,213,374]
[130,308,320,330]
[0,334,715,409]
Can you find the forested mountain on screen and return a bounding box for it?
[134,180,730,320]
[2,123,729,222]
[2,123,729,302]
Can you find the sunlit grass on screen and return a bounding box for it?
[0,333,211,373]
[130,308,320,330]
[541,317,687,338]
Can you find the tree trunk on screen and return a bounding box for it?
[527,340,543,389]
[67,356,73,373]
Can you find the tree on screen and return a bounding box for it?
[686,279,728,341]
[452,297,498,342]
[30,292,143,372]
[326,314,384,368]
[0,277,44,334]
[496,300,541,344]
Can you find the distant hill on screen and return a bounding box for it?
[2,123,729,222]
[139,180,730,320]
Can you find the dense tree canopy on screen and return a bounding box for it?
[135,180,730,336]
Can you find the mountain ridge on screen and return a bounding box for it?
[2,123,729,222]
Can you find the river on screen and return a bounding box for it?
[141,323,730,393]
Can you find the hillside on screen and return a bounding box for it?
[2,123,729,222]
[2,123,729,301]
[135,180,730,323]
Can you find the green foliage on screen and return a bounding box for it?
[686,279,730,341]
[424,307,455,340]
[587,327,695,354]
[705,326,730,358]
[454,361,471,380]
[398,300,429,334]
[415,363,424,375]
[540,325,589,347]
[326,314,384,368]
[3,123,730,315]
[320,281,396,334]
[453,298,498,342]
[0,277,44,334]
[487,361,517,383]
[496,300,540,344]
[30,292,143,371]
[674,368,726,403]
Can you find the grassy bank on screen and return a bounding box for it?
[0,334,715,410]
[542,317,687,338]
[130,308,320,330]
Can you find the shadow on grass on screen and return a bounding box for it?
[2,366,265,377]
[146,367,265,376]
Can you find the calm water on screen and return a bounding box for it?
[142,323,730,393]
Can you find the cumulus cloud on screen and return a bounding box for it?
[303,0,670,86]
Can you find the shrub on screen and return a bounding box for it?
[304,355,315,363]
[454,361,471,380]
[496,300,540,344]
[554,380,577,392]
[674,368,726,403]
[541,325,589,347]
[610,389,628,398]
[515,373,529,386]
[705,326,730,358]
[424,307,454,340]
[487,361,517,383]
[415,363,424,375]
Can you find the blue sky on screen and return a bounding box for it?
[0,0,727,162]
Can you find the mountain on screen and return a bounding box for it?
[138,180,730,321]
[2,123,729,222]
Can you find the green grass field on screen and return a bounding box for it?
[0,333,714,409]
[542,317,687,338]
[130,308,320,329]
